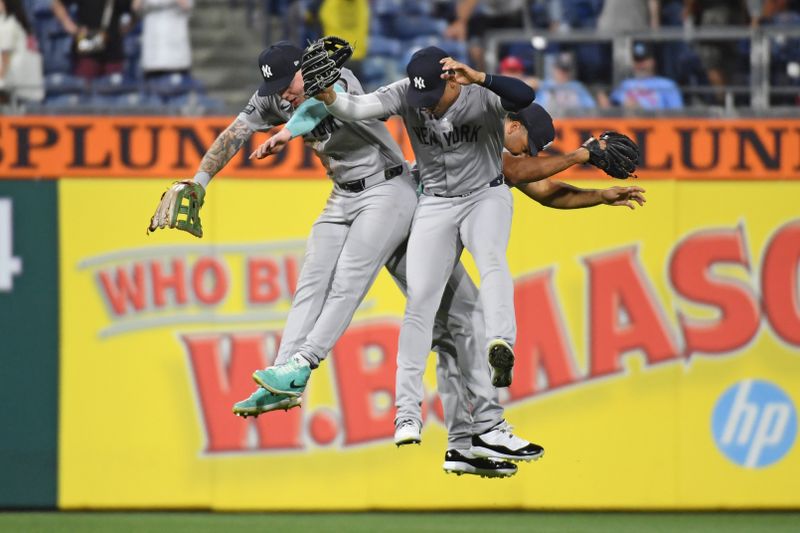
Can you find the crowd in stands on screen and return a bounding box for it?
[1,0,798,112]
[273,0,800,111]
[1,0,220,111]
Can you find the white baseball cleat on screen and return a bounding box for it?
[470,422,544,462]
[394,419,422,446]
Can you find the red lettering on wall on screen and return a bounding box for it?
[330,322,399,445]
[509,271,578,401]
[670,225,760,356]
[585,248,679,377]
[192,258,228,305]
[248,258,281,303]
[151,259,188,308]
[763,220,800,345]
[97,263,147,315]
[285,255,299,297]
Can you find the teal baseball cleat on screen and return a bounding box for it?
[232,388,302,418]
[253,354,311,397]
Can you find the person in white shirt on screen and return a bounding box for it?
[132,0,193,79]
[0,0,44,103]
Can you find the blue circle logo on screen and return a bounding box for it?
[712,380,797,468]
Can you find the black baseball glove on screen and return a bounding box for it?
[301,36,354,98]
[583,131,639,179]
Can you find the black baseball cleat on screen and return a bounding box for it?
[470,424,544,462]
[443,449,517,478]
[487,339,514,387]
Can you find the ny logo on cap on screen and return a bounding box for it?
[262,64,273,78]
[413,76,426,89]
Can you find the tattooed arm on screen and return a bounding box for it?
[193,119,255,188]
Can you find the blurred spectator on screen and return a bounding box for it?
[52,0,133,80]
[0,0,44,102]
[444,0,529,70]
[598,0,660,31]
[686,0,749,102]
[536,51,596,114]
[498,55,538,89]
[606,41,683,110]
[760,0,800,105]
[132,0,193,80]
[595,0,660,85]
[557,0,604,30]
[759,0,800,22]
[318,0,368,78]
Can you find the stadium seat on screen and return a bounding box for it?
[386,15,447,40]
[44,72,86,97]
[90,73,143,108]
[43,93,85,107]
[367,35,403,58]
[360,56,403,91]
[147,73,204,102]
[159,92,225,115]
[400,37,468,65]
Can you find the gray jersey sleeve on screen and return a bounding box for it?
[236,91,290,131]
[373,79,409,118]
[483,89,508,119]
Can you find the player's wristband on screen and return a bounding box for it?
[193,171,212,189]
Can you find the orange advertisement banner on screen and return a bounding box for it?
[1,116,799,180]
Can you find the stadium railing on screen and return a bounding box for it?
[484,25,800,115]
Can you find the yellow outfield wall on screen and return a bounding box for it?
[57,178,800,510]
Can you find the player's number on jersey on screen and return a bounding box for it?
[0,198,23,292]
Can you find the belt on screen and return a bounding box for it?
[431,175,505,198]
[338,164,404,193]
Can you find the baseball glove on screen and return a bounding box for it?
[583,131,639,179]
[301,35,353,98]
[147,180,205,238]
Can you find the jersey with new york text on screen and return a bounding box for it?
[237,69,404,185]
[374,78,507,196]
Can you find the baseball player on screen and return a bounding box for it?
[149,39,539,477]
[150,39,640,477]
[304,45,538,444]
[261,91,644,458]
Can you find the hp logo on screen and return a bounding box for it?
[712,380,797,468]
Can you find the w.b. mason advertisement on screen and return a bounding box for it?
[56,178,799,509]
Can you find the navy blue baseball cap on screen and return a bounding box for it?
[509,103,555,155]
[406,46,449,108]
[257,41,303,96]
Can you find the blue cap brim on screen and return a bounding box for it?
[406,84,445,108]
[257,74,294,97]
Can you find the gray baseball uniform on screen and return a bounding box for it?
[325,78,517,427]
[240,70,503,443]
[238,69,417,366]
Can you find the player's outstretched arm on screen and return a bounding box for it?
[148,118,255,238]
[503,148,590,186]
[194,118,255,188]
[250,89,345,160]
[318,87,388,122]
[516,179,646,210]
